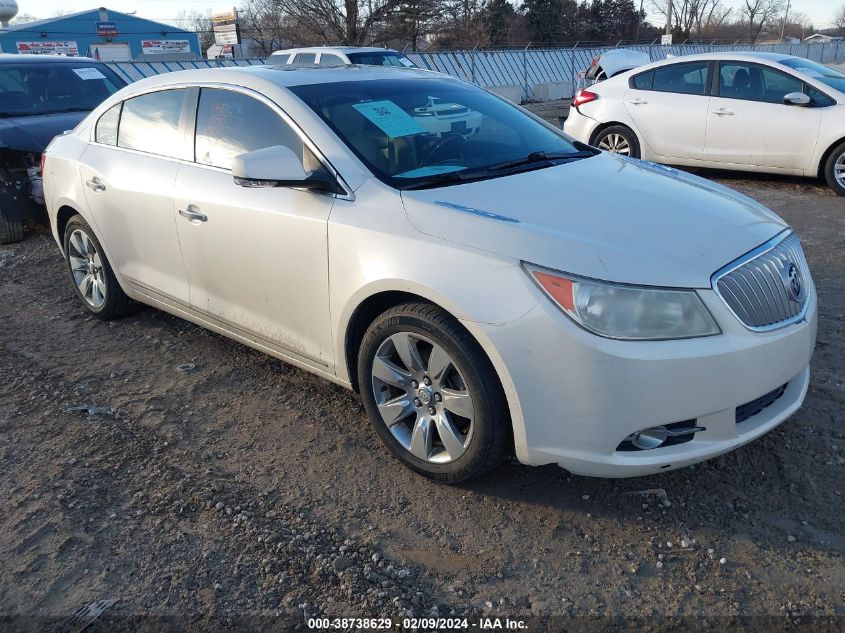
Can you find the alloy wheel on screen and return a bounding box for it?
[836,153,845,187]
[371,332,475,464]
[68,229,107,309]
[597,133,631,155]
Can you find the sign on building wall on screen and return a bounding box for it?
[16,41,79,55]
[96,21,118,37]
[141,39,192,54]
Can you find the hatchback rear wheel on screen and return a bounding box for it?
[594,125,640,158]
[358,302,511,482]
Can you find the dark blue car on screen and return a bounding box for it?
[0,54,125,243]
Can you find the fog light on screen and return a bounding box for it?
[618,421,706,452]
[627,426,668,450]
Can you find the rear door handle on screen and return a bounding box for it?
[85,177,106,192]
[178,205,207,223]
[629,98,648,105]
[712,108,735,116]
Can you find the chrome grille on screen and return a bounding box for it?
[713,232,810,331]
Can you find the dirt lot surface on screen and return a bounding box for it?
[1,168,843,631]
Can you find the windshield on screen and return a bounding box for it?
[0,62,125,117]
[346,52,416,67]
[289,78,591,189]
[779,57,845,93]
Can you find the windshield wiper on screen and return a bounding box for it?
[487,150,596,173]
[400,169,489,191]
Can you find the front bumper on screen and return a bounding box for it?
[477,287,817,477]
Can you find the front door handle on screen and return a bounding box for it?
[712,107,735,116]
[178,206,208,223]
[85,177,106,192]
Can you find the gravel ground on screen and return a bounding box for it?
[1,162,843,631]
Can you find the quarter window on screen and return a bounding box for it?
[194,88,311,171]
[95,103,121,146]
[117,89,187,158]
[718,63,803,104]
[651,62,711,96]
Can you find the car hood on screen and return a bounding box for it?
[400,153,788,288]
[0,111,88,153]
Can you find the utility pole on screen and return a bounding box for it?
[666,0,673,36]
[779,0,791,41]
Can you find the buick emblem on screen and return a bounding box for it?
[780,261,804,303]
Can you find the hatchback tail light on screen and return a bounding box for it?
[39,153,47,176]
[573,90,598,108]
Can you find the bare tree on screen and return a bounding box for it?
[649,0,730,39]
[279,0,407,45]
[172,10,215,52]
[739,0,784,43]
[835,4,845,33]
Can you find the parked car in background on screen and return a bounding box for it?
[268,47,481,137]
[0,54,125,243]
[44,65,815,483]
[577,48,650,90]
[267,46,417,68]
[564,52,845,195]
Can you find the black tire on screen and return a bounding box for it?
[358,302,511,483]
[0,210,25,245]
[593,125,641,159]
[823,141,845,196]
[63,214,136,320]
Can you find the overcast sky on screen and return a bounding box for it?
[15,0,842,30]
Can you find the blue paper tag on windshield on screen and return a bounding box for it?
[353,100,426,138]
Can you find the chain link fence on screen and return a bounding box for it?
[106,41,845,103]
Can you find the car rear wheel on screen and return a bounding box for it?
[594,125,640,158]
[63,215,136,320]
[823,141,845,196]
[0,210,24,245]
[358,302,511,483]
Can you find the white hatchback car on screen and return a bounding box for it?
[564,52,845,195]
[43,65,816,482]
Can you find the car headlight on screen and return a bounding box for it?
[524,264,720,340]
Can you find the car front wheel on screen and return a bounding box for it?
[594,125,640,158]
[358,302,511,483]
[823,141,845,196]
[63,215,136,320]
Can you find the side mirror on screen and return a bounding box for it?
[783,92,811,106]
[232,145,336,192]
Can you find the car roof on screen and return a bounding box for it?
[270,46,401,56]
[638,51,798,70]
[123,64,438,93]
[0,54,104,64]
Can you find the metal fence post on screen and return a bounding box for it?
[471,43,477,84]
[523,46,528,102]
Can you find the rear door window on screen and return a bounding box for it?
[293,53,317,66]
[651,62,711,95]
[117,89,188,159]
[631,70,654,90]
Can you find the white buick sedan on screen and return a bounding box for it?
[564,52,845,195]
[43,65,816,482]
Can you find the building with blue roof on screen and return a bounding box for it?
[0,7,201,61]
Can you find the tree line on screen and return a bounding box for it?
[177,0,839,55]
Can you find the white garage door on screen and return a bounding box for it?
[90,43,131,62]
